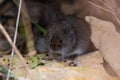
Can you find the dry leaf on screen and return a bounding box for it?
[86,16,120,77]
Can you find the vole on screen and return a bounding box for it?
[45,17,91,60]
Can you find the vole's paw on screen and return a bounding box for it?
[44,53,54,60]
[55,56,66,62]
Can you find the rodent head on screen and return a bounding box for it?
[46,21,75,52]
[50,32,63,51]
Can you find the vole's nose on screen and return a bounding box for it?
[50,38,63,51]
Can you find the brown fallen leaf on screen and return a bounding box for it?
[60,0,120,33]
[86,16,120,77]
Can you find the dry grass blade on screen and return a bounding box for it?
[6,0,22,80]
[0,23,33,80]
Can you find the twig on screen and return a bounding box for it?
[21,0,37,56]
[0,23,33,80]
[6,0,22,80]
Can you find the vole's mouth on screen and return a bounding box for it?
[50,41,62,51]
[50,34,63,51]
[50,45,62,51]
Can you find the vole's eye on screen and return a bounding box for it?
[63,29,69,34]
[59,40,62,43]
[51,38,53,43]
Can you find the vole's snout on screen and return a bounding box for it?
[50,35,63,51]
